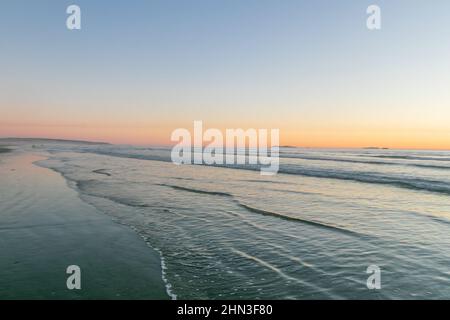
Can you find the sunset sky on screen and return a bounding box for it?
[1,0,449,149]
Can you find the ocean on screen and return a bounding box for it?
[11,142,450,299]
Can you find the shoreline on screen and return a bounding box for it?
[0,150,169,299]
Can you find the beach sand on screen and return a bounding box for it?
[0,150,168,299]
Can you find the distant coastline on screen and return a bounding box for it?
[0,137,110,145]
[1,138,448,152]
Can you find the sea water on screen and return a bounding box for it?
[33,143,450,299]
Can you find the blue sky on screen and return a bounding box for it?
[1,1,449,148]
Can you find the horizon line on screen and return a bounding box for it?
[1,137,449,152]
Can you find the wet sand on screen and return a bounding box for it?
[0,150,168,299]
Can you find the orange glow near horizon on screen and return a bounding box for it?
[1,120,449,150]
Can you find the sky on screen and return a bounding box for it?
[1,0,449,149]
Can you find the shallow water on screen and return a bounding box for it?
[0,150,168,299]
[28,143,450,299]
